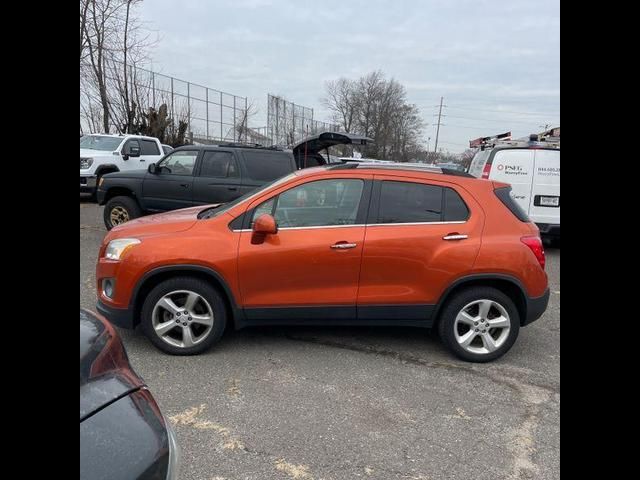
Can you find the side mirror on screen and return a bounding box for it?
[251,214,278,244]
[148,163,158,174]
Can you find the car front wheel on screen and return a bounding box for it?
[438,287,520,362]
[141,277,227,355]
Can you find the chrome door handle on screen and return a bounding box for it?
[443,234,468,241]
[330,242,357,249]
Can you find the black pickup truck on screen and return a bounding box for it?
[97,132,372,230]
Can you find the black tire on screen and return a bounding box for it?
[140,276,227,355]
[103,195,142,230]
[437,286,520,363]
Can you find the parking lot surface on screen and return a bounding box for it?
[81,199,559,480]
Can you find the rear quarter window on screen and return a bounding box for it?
[242,151,295,181]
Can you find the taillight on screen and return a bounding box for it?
[521,235,545,269]
[481,162,492,179]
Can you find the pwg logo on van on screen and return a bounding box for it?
[496,164,527,175]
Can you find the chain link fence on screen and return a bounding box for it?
[266,94,340,147]
[80,61,249,143]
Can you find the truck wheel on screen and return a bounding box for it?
[104,196,142,230]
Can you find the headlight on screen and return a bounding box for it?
[80,157,94,169]
[105,238,141,260]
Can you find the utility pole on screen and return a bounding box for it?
[433,96,445,158]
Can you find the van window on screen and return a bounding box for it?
[468,150,490,177]
[243,151,293,181]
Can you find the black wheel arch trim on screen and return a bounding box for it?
[130,264,244,326]
[432,273,543,326]
[95,165,120,175]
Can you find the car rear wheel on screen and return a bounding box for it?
[141,277,227,355]
[438,287,520,362]
[104,195,142,230]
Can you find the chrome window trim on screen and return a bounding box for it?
[231,220,467,233]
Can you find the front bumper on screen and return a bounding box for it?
[97,299,135,329]
[81,175,97,193]
[523,288,550,326]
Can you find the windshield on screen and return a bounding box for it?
[80,135,123,151]
[199,172,298,219]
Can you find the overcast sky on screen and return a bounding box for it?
[139,0,559,153]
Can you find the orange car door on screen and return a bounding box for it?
[238,175,373,320]
[357,175,484,321]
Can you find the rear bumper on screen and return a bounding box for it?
[536,223,560,237]
[523,288,550,326]
[96,300,135,329]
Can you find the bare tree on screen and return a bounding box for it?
[235,100,259,143]
[323,71,424,161]
[83,0,128,133]
[81,0,156,134]
[80,0,91,61]
[323,78,359,133]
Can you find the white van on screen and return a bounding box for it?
[468,146,560,242]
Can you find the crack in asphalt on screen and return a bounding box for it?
[283,334,558,393]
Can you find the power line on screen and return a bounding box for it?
[433,96,445,155]
[446,105,560,117]
[443,114,558,125]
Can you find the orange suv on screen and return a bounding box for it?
[96,163,549,362]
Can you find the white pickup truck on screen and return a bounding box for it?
[80,134,166,195]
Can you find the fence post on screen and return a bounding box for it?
[244,97,248,143]
[187,82,191,140]
[233,95,236,142]
[152,71,155,107]
[170,77,174,122]
[206,87,209,140]
[275,96,279,146]
[220,92,223,141]
[292,102,296,145]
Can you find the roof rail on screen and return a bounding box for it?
[206,142,283,150]
[328,162,477,178]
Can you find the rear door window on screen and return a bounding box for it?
[200,151,239,178]
[140,139,160,155]
[377,181,469,223]
[242,151,294,181]
[378,181,443,223]
[443,188,470,221]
